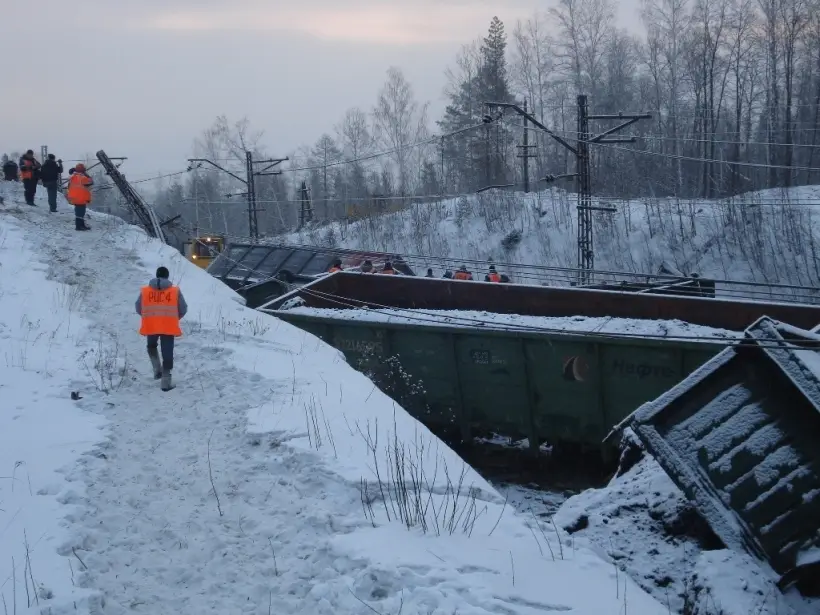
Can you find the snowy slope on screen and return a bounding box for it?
[283,186,820,289]
[0,184,107,611]
[0,184,671,613]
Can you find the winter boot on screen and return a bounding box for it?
[147,348,162,379]
[161,369,174,392]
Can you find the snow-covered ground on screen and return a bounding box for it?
[284,186,820,290]
[1,182,677,614]
[0,190,107,611]
[277,305,742,342]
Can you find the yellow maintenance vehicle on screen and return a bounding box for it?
[184,235,225,269]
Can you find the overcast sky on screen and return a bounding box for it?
[1,0,641,180]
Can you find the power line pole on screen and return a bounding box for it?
[516,99,537,193]
[245,151,258,240]
[485,98,650,285]
[484,124,491,187]
[250,154,289,240]
[299,180,313,228]
[192,167,200,238]
[576,95,651,284]
[576,95,593,284]
[189,152,288,242]
[440,136,445,193]
[322,141,329,219]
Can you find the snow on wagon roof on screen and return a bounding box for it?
[629,317,820,581]
[278,305,743,341]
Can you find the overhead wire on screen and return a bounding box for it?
[181,231,766,344]
[584,139,820,172]
[277,121,489,174]
[525,124,820,151]
[133,111,820,299]
[131,169,189,185]
[505,121,820,162]
[498,116,820,170]
[168,222,820,342]
[175,218,820,305]
[166,164,820,302]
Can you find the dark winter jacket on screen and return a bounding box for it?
[40,159,63,183]
[134,278,189,319]
[2,160,17,180]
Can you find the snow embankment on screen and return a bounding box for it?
[283,185,820,289]
[279,305,742,342]
[1,182,669,614]
[0,193,106,611]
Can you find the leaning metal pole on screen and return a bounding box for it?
[96,150,167,243]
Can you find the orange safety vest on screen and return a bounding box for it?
[487,272,501,283]
[381,268,396,274]
[454,271,472,280]
[139,286,182,337]
[328,266,342,273]
[20,160,35,180]
[67,173,93,206]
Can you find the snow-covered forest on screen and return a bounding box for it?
[104,0,820,249]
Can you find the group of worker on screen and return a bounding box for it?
[328,259,508,282]
[4,153,182,391]
[441,263,508,283]
[2,151,94,230]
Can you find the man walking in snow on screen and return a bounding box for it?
[18,150,41,205]
[40,154,63,212]
[135,267,188,391]
[66,163,93,230]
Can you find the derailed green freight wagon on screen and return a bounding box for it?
[273,311,724,455]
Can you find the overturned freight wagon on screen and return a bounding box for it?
[257,272,820,456]
[206,242,413,308]
[264,270,820,330]
[625,317,820,594]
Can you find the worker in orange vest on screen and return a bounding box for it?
[485,264,502,283]
[66,163,94,231]
[328,258,343,273]
[18,150,41,205]
[135,266,189,391]
[380,261,396,274]
[453,265,473,281]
